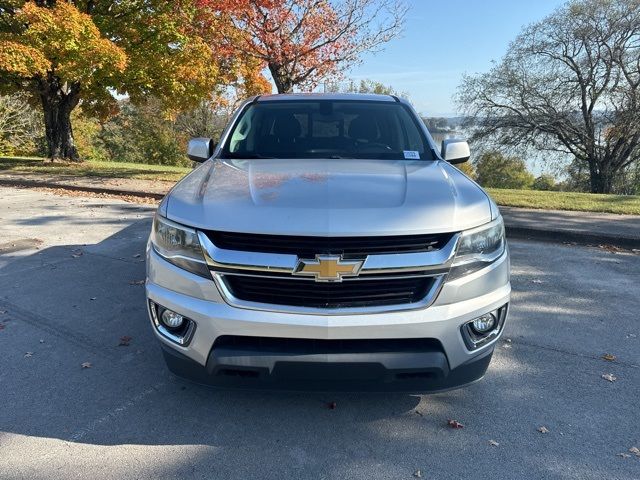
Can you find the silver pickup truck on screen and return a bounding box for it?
[145,93,510,392]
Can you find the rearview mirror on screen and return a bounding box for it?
[187,137,215,162]
[441,139,470,164]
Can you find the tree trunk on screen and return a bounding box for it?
[589,162,614,194]
[38,75,81,161]
[268,63,293,94]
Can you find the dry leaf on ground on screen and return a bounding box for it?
[129,280,145,286]
[629,447,640,456]
[489,439,499,446]
[601,353,616,361]
[24,352,33,358]
[601,373,617,382]
[81,362,92,369]
[617,453,631,458]
[447,419,464,429]
[133,254,141,258]
[413,469,422,478]
[538,426,549,434]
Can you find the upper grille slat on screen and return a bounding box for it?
[205,231,454,257]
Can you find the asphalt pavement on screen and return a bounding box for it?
[0,186,638,480]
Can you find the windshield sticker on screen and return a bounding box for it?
[403,150,420,159]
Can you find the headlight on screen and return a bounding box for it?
[150,214,210,278]
[448,216,505,280]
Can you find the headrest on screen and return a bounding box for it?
[348,116,378,142]
[273,113,302,139]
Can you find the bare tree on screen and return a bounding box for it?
[457,0,640,193]
[228,0,407,94]
[0,94,42,155]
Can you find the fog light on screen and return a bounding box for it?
[461,305,508,350]
[148,300,196,346]
[161,309,184,329]
[471,313,496,334]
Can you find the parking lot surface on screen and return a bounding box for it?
[0,186,638,480]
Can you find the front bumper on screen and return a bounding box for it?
[146,247,510,392]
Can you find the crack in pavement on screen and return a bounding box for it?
[0,298,119,360]
[502,337,640,369]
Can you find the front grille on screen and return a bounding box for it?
[205,231,454,257]
[223,275,436,309]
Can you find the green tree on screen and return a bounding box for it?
[0,1,265,161]
[474,151,535,189]
[99,100,190,167]
[532,174,557,191]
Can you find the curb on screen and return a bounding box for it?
[1,178,637,250]
[0,178,165,201]
[505,225,639,250]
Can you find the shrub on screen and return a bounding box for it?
[532,174,556,191]
[474,150,534,189]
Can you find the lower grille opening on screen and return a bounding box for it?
[217,368,260,378]
[395,371,437,380]
[213,336,444,355]
[222,275,436,309]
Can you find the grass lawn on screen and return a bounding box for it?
[0,156,190,182]
[487,188,640,215]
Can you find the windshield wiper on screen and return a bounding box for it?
[224,153,275,159]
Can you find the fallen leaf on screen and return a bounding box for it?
[505,338,512,343]
[39,339,44,343]
[599,244,623,253]
[488,439,499,447]
[0,309,6,314]
[601,353,616,361]
[119,336,132,346]
[24,352,33,358]
[133,253,141,258]
[617,453,631,458]
[626,333,637,339]
[538,426,549,434]
[629,447,640,456]
[447,419,464,429]
[71,249,83,258]
[601,373,617,382]
[90,297,97,301]
[531,279,543,284]
[413,469,422,478]
[81,362,92,369]
[129,280,145,286]
[328,401,337,410]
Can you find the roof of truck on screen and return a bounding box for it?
[255,93,398,102]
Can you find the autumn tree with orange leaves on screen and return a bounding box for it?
[210,0,407,93]
[0,0,267,161]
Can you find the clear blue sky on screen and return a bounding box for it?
[347,0,566,116]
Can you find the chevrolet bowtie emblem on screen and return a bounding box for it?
[293,255,365,282]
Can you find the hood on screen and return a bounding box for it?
[165,158,492,236]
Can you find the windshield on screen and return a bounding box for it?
[221,100,434,160]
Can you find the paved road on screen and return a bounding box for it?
[0,186,638,480]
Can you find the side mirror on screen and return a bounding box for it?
[187,137,215,162]
[441,139,470,164]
